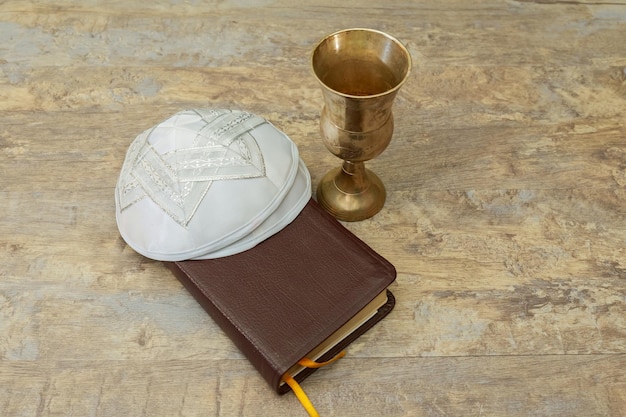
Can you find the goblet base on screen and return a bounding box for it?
[316,165,386,222]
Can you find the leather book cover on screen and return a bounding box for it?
[165,198,396,394]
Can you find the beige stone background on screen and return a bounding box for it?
[1,1,626,416]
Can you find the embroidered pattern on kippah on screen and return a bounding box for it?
[117,109,267,227]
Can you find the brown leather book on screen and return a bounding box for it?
[165,198,396,394]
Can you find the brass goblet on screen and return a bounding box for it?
[312,28,411,221]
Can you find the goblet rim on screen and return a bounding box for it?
[311,27,412,100]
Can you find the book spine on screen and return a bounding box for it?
[164,261,283,392]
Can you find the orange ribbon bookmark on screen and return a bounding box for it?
[281,351,346,417]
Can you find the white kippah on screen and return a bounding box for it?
[115,109,311,261]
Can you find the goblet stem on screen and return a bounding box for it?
[316,161,386,222]
[336,161,367,194]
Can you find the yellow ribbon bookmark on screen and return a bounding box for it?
[281,351,346,417]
